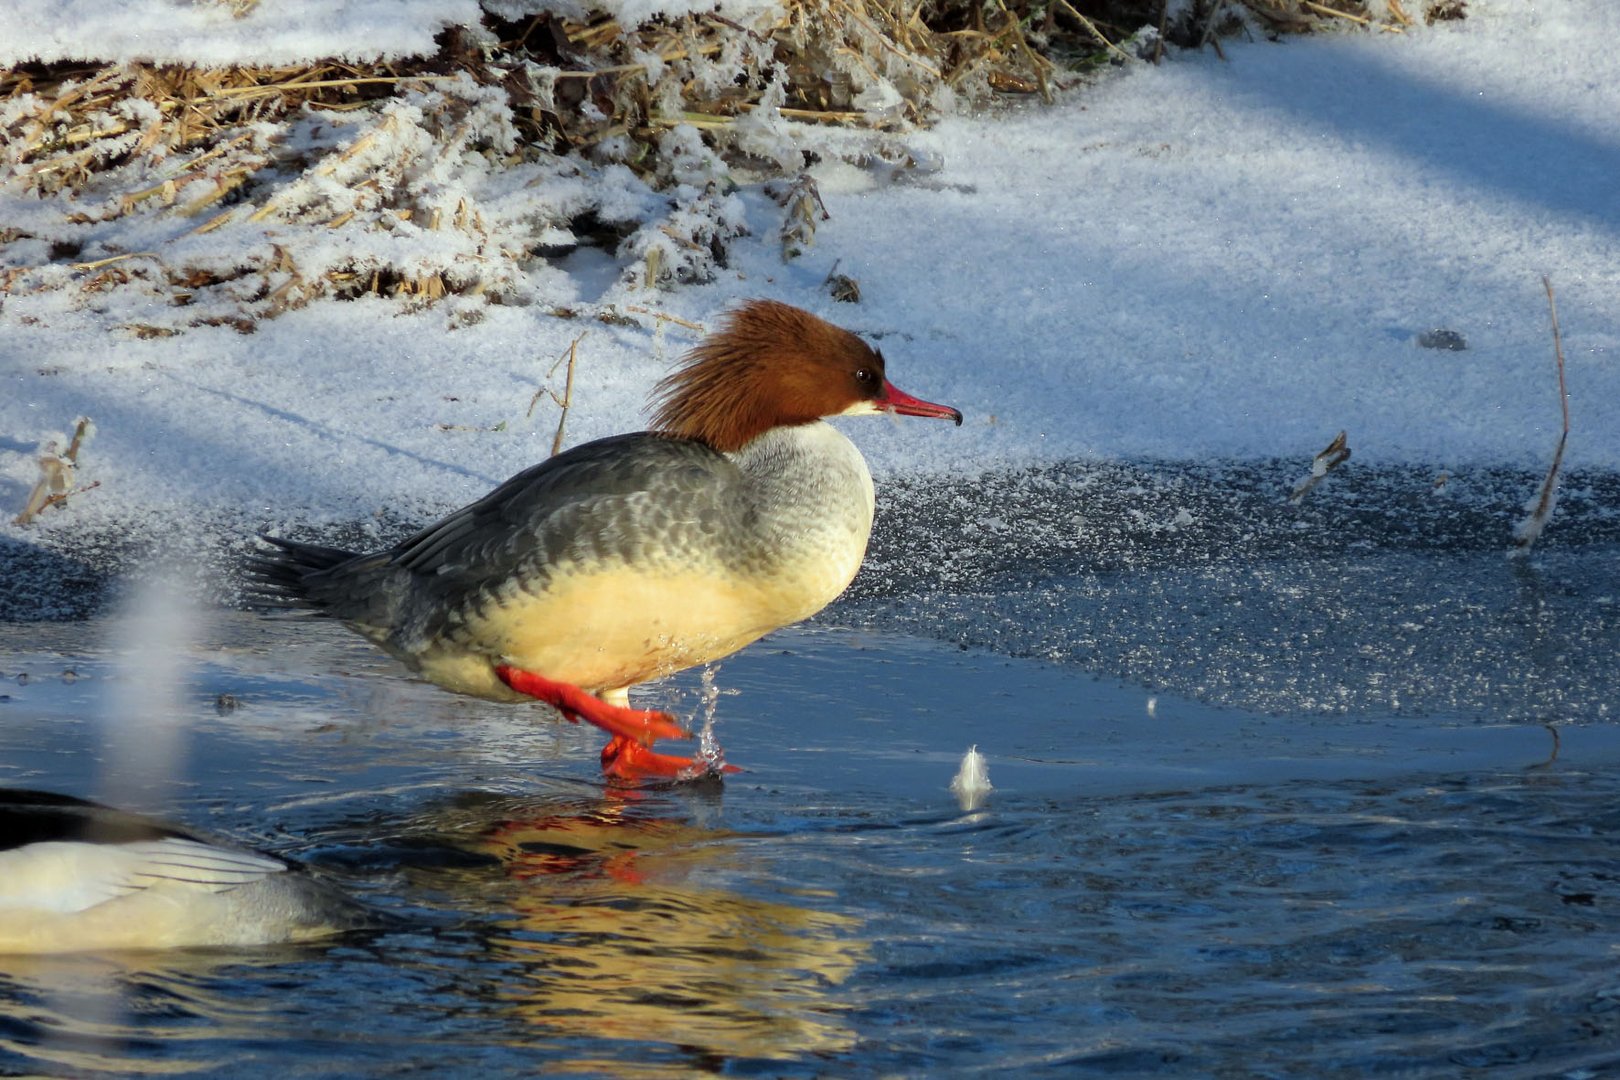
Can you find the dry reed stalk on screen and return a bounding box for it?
[647,112,732,130]
[16,66,124,151]
[204,75,456,102]
[1289,430,1351,504]
[1300,0,1406,30]
[1511,276,1571,556]
[766,104,876,124]
[830,0,945,79]
[1054,0,1139,65]
[527,332,587,455]
[178,167,253,216]
[1232,0,1317,32]
[70,251,154,271]
[623,305,705,331]
[189,208,237,234]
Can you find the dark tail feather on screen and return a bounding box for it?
[244,535,362,612]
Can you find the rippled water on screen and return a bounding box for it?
[4,601,1620,1076]
[3,461,1619,1076]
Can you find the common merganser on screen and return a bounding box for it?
[251,300,962,778]
[0,789,372,953]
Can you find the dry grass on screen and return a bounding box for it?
[3,63,437,197]
[0,0,1456,326]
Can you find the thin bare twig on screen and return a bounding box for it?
[1199,0,1228,53]
[528,332,586,456]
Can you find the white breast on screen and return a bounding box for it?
[728,421,876,615]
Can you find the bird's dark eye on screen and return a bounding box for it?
[854,367,879,388]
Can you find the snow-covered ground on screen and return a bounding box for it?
[2,0,1617,565]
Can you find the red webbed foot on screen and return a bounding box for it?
[601,735,743,781]
[495,664,742,781]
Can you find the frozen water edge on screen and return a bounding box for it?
[5,457,1619,616]
[2,457,1616,732]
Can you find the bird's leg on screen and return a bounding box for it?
[495,665,686,745]
[493,665,741,781]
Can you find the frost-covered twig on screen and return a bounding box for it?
[1510,276,1571,557]
[14,417,98,525]
[1288,430,1350,504]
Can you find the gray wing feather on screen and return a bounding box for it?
[257,433,750,639]
[390,432,745,588]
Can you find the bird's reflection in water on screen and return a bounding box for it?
[426,788,867,1067]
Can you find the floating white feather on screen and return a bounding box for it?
[949,745,992,811]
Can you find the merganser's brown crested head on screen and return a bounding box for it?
[650,299,963,453]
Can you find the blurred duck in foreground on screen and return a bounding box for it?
[252,300,961,779]
[0,789,372,954]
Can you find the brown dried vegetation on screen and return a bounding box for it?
[1,0,1452,323]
